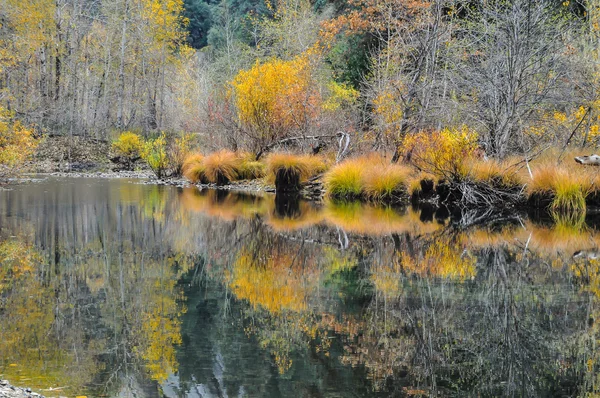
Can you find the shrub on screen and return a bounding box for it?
[112,131,143,158]
[169,132,196,176]
[141,133,169,178]
[401,126,479,180]
[0,107,38,177]
[229,53,321,152]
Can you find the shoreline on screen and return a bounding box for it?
[0,380,43,398]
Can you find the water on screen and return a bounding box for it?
[0,177,598,397]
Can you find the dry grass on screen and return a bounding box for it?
[324,154,411,200]
[265,152,327,184]
[202,150,241,183]
[362,164,412,201]
[465,158,523,188]
[182,151,267,184]
[526,164,593,212]
[323,158,367,198]
[182,154,207,183]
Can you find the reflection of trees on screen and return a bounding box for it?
[4,179,600,396]
[0,234,99,394]
[0,179,194,396]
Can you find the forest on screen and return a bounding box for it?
[3,0,600,208]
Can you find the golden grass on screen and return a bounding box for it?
[182,153,207,183]
[179,188,269,220]
[362,164,411,201]
[182,151,267,184]
[322,201,444,236]
[323,158,366,198]
[202,150,241,183]
[265,152,328,184]
[324,154,412,200]
[465,158,523,188]
[526,164,593,212]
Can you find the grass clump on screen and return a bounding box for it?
[237,152,266,179]
[182,150,267,184]
[182,154,207,183]
[202,150,242,184]
[465,158,523,188]
[362,164,411,201]
[324,154,410,201]
[527,165,592,212]
[266,153,327,182]
[324,158,365,198]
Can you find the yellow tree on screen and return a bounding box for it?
[229,51,322,157]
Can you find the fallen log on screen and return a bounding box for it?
[575,154,600,165]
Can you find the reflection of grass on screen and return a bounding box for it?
[464,213,600,257]
[401,237,476,280]
[180,188,448,235]
[179,188,269,220]
[323,201,444,236]
[266,201,326,231]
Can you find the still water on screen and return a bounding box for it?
[0,177,599,397]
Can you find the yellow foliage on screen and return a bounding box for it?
[141,133,169,178]
[322,81,359,111]
[0,107,38,174]
[401,127,479,179]
[230,53,321,136]
[111,131,143,158]
[229,248,308,313]
[372,89,403,138]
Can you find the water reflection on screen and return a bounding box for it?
[0,178,599,396]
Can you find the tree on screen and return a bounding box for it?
[229,52,322,156]
[455,0,569,157]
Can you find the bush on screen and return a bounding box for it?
[401,127,479,180]
[141,133,169,178]
[169,132,196,176]
[112,131,143,158]
[0,107,38,177]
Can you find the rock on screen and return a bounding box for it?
[0,380,44,398]
[575,154,600,165]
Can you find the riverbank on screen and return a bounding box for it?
[0,380,43,398]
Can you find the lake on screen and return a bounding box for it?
[0,177,598,397]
